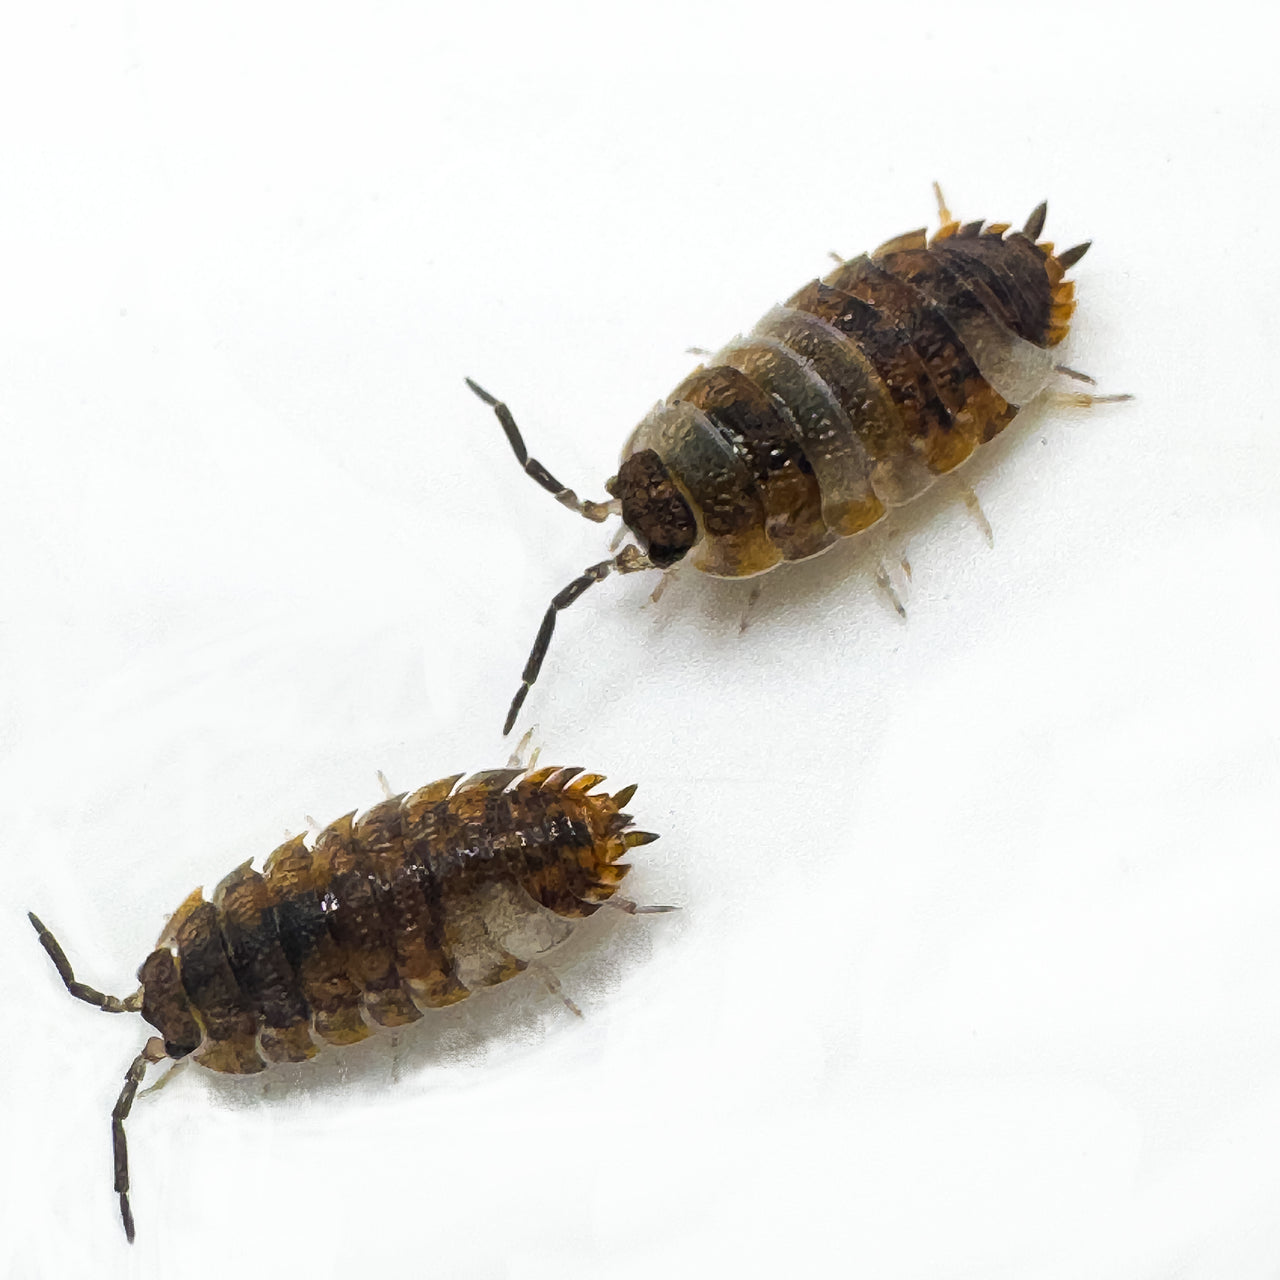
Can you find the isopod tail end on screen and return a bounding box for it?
[1057,240,1091,269]
[1042,242,1091,345]
[1024,201,1048,240]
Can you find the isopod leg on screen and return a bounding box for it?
[114,1038,166,1243]
[27,912,141,1015]
[527,961,584,1019]
[647,561,682,606]
[465,378,619,523]
[138,1058,188,1099]
[506,727,542,771]
[875,562,908,619]
[605,897,680,915]
[952,479,994,548]
[1045,389,1135,409]
[738,581,765,635]
[503,545,653,736]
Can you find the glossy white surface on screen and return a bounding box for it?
[1,4,1276,1277]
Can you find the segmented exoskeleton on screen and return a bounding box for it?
[30,764,661,1241]
[469,189,1129,733]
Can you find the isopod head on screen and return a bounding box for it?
[606,449,697,569]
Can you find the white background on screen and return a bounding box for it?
[1,4,1277,1278]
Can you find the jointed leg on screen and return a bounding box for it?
[875,562,907,619]
[465,379,619,523]
[933,181,953,227]
[115,1038,167,1243]
[528,961,583,1019]
[952,478,994,547]
[28,913,141,1014]
[1051,363,1133,405]
[1046,389,1135,409]
[506,726,542,771]
[738,581,765,635]
[647,561,682,606]
[605,897,680,915]
[503,544,653,736]
[138,1057,188,1099]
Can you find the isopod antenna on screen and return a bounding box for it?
[466,378,620,523]
[503,542,651,735]
[466,377,654,733]
[28,911,158,1243]
[29,912,142,1015]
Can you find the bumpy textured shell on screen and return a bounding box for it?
[137,767,645,1073]
[621,216,1080,577]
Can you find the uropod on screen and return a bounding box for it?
[31,762,665,1241]
[469,187,1129,734]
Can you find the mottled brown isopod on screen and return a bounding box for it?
[468,190,1129,734]
[30,764,663,1241]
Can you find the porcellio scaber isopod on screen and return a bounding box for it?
[30,763,663,1241]
[469,188,1129,733]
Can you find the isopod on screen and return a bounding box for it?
[30,763,664,1241]
[469,188,1129,733]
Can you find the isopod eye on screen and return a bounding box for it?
[611,449,697,569]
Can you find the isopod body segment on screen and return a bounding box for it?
[31,764,660,1240]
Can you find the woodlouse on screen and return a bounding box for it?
[30,763,663,1241]
[469,188,1129,733]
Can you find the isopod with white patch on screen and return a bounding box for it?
[468,186,1130,733]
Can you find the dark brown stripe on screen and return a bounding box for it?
[754,306,907,470]
[877,246,1017,343]
[636,399,771,556]
[360,797,468,1008]
[670,363,824,557]
[931,239,1026,333]
[174,900,264,1073]
[827,254,1015,467]
[383,844,468,1006]
[315,814,420,1027]
[270,882,330,981]
[826,255,980,414]
[787,279,954,451]
[935,236,1050,346]
[985,232,1057,342]
[416,787,527,985]
[403,792,483,980]
[263,835,368,1046]
[714,337,868,544]
[520,789,605,916]
[215,865,314,1063]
